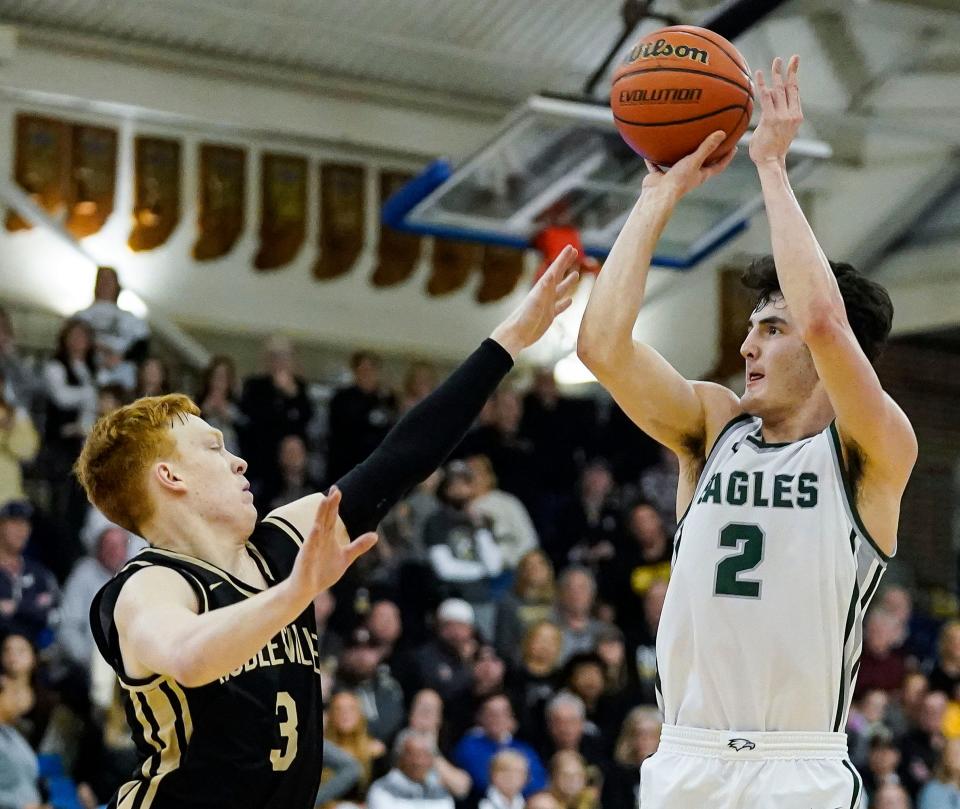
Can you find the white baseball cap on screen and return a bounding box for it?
[437,598,475,626]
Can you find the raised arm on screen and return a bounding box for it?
[268,248,580,540]
[749,56,916,550]
[577,135,741,460]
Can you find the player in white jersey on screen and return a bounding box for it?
[578,56,917,809]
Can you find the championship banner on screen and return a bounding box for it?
[370,170,421,288]
[129,136,181,252]
[193,143,246,261]
[314,163,365,281]
[426,239,481,297]
[254,152,307,270]
[66,124,118,238]
[476,244,525,303]
[5,114,69,232]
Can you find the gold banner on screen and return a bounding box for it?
[426,239,481,297]
[370,170,421,288]
[5,114,69,232]
[193,143,246,261]
[254,153,307,270]
[129,136,181,252]
[314,163,365,281]
[476,245,525,303]
[66,124,118,238]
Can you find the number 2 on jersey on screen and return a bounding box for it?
[714,522,765,598]
[270,691,299,771]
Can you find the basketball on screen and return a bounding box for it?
[610,25,754,166]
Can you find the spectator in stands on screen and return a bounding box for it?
[323,690,387,800]
[399,361,437,415]
[74,266,150,365]
[468,454,539,572]
[313,738,362,807]
[337,626,406,745]
[93,334,136,392]
[0,674,43,809]
[480,749,530,809]
[406,688,472,797]
[601,707,661,809]
[873,783,913,809]
[0,632,55,749]
[239,334,312,485]
[879,585,939,670]
[526,791,563,809]
[546,750,599,809]
[453,692,547,799]
[196,355,244,455]
[901,691,949,797]
[918,737,960,809]
[856,609,908,698]
[313,589,343,676]
[367,599,404,669]
[366,728,454,809]
[861,730,904,799]
[539,692,606,769]
[848,689,894,772]
[495,550,556,665]
[0,500,58,643]
[406,599,477,705]
[929,621,960,701]
[0,306,36,411]
[561,653,622,745]
[379,471,442,565]
[633,580,667,702]
[0,369,39,505]
[59,525,129,671]
[260,434,321,510]
[556,460,620,573]
[637,445,681,533]
[134,356,171,399]
[424,461,503,634]
[326,350,396,481]
[551,567,604,664]
[508,621,563,740]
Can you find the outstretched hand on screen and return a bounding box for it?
[749,55,803,166]
[287,487,377,601]
[641,130,738,200]
[490,245,581,358]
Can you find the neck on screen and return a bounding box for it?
[757,398,835,445]
[526,659,552,676]
[142,512,252,579]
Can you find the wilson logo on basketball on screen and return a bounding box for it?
[619,88,703,105]
[630,39,709,65]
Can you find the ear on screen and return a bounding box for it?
[153,461,188,494]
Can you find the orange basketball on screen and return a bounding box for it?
[610,25,753,166]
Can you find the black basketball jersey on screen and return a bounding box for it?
[90,517,323,809]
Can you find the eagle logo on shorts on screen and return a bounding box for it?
[727,738,756,752]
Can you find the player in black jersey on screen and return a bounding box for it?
[74,247,581,809]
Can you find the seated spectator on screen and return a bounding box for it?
[323,690,387,800]
[313,738,362,808]
[449,643,511,743]
[555,460,621,573]
[336,626,406,744]
[860,730,903,799]
[539,693,606,769]
[260,434,322,510]
[404,599,477,705]
[425,462,503,634]
[379,471,442,565]
[453,693,547,799]
[0,500,58,643]
[546,750,600,809]
[551,567,605,665]
[366,728,454,809]
[601,707,661,809]
[0,306,37,412]
[59,525,129,672]
[134,356,171,399]
[196,354,244,455]
[0,371,38,506]
[918,737,960,809]
[856,609,908,698]
[326,350,396,482]
[508,621,563,740]
[878,585,939,671]
[495,550,556,665]
[848,689,894,772]
[560,653,622,747]
[594,624,641,706]
[901,691,949,798]
[929,621,960,701]
[367,599,404,668]
[468,454,539,571]
[74,266,150,364]
[480,749,530,809]
[873,783,913,809]
[406,688,472,798]
[0,674,43,809]
[399,361,437,414]
[0,632,56,749]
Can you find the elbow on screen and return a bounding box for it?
[169,649,213,689]
[576,329,613,373]
[799,307,848,348]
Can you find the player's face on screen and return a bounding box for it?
[166,414,256,532]
[739,295,821,420]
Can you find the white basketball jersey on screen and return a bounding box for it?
[656,415,891,733]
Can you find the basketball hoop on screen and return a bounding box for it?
[533,226,600,283]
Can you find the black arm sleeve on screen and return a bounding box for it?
[334,338,513,535]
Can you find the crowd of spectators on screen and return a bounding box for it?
[0,266,956,809]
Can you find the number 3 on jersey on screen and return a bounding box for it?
[270,691,299,771]
[714,522,765,598]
